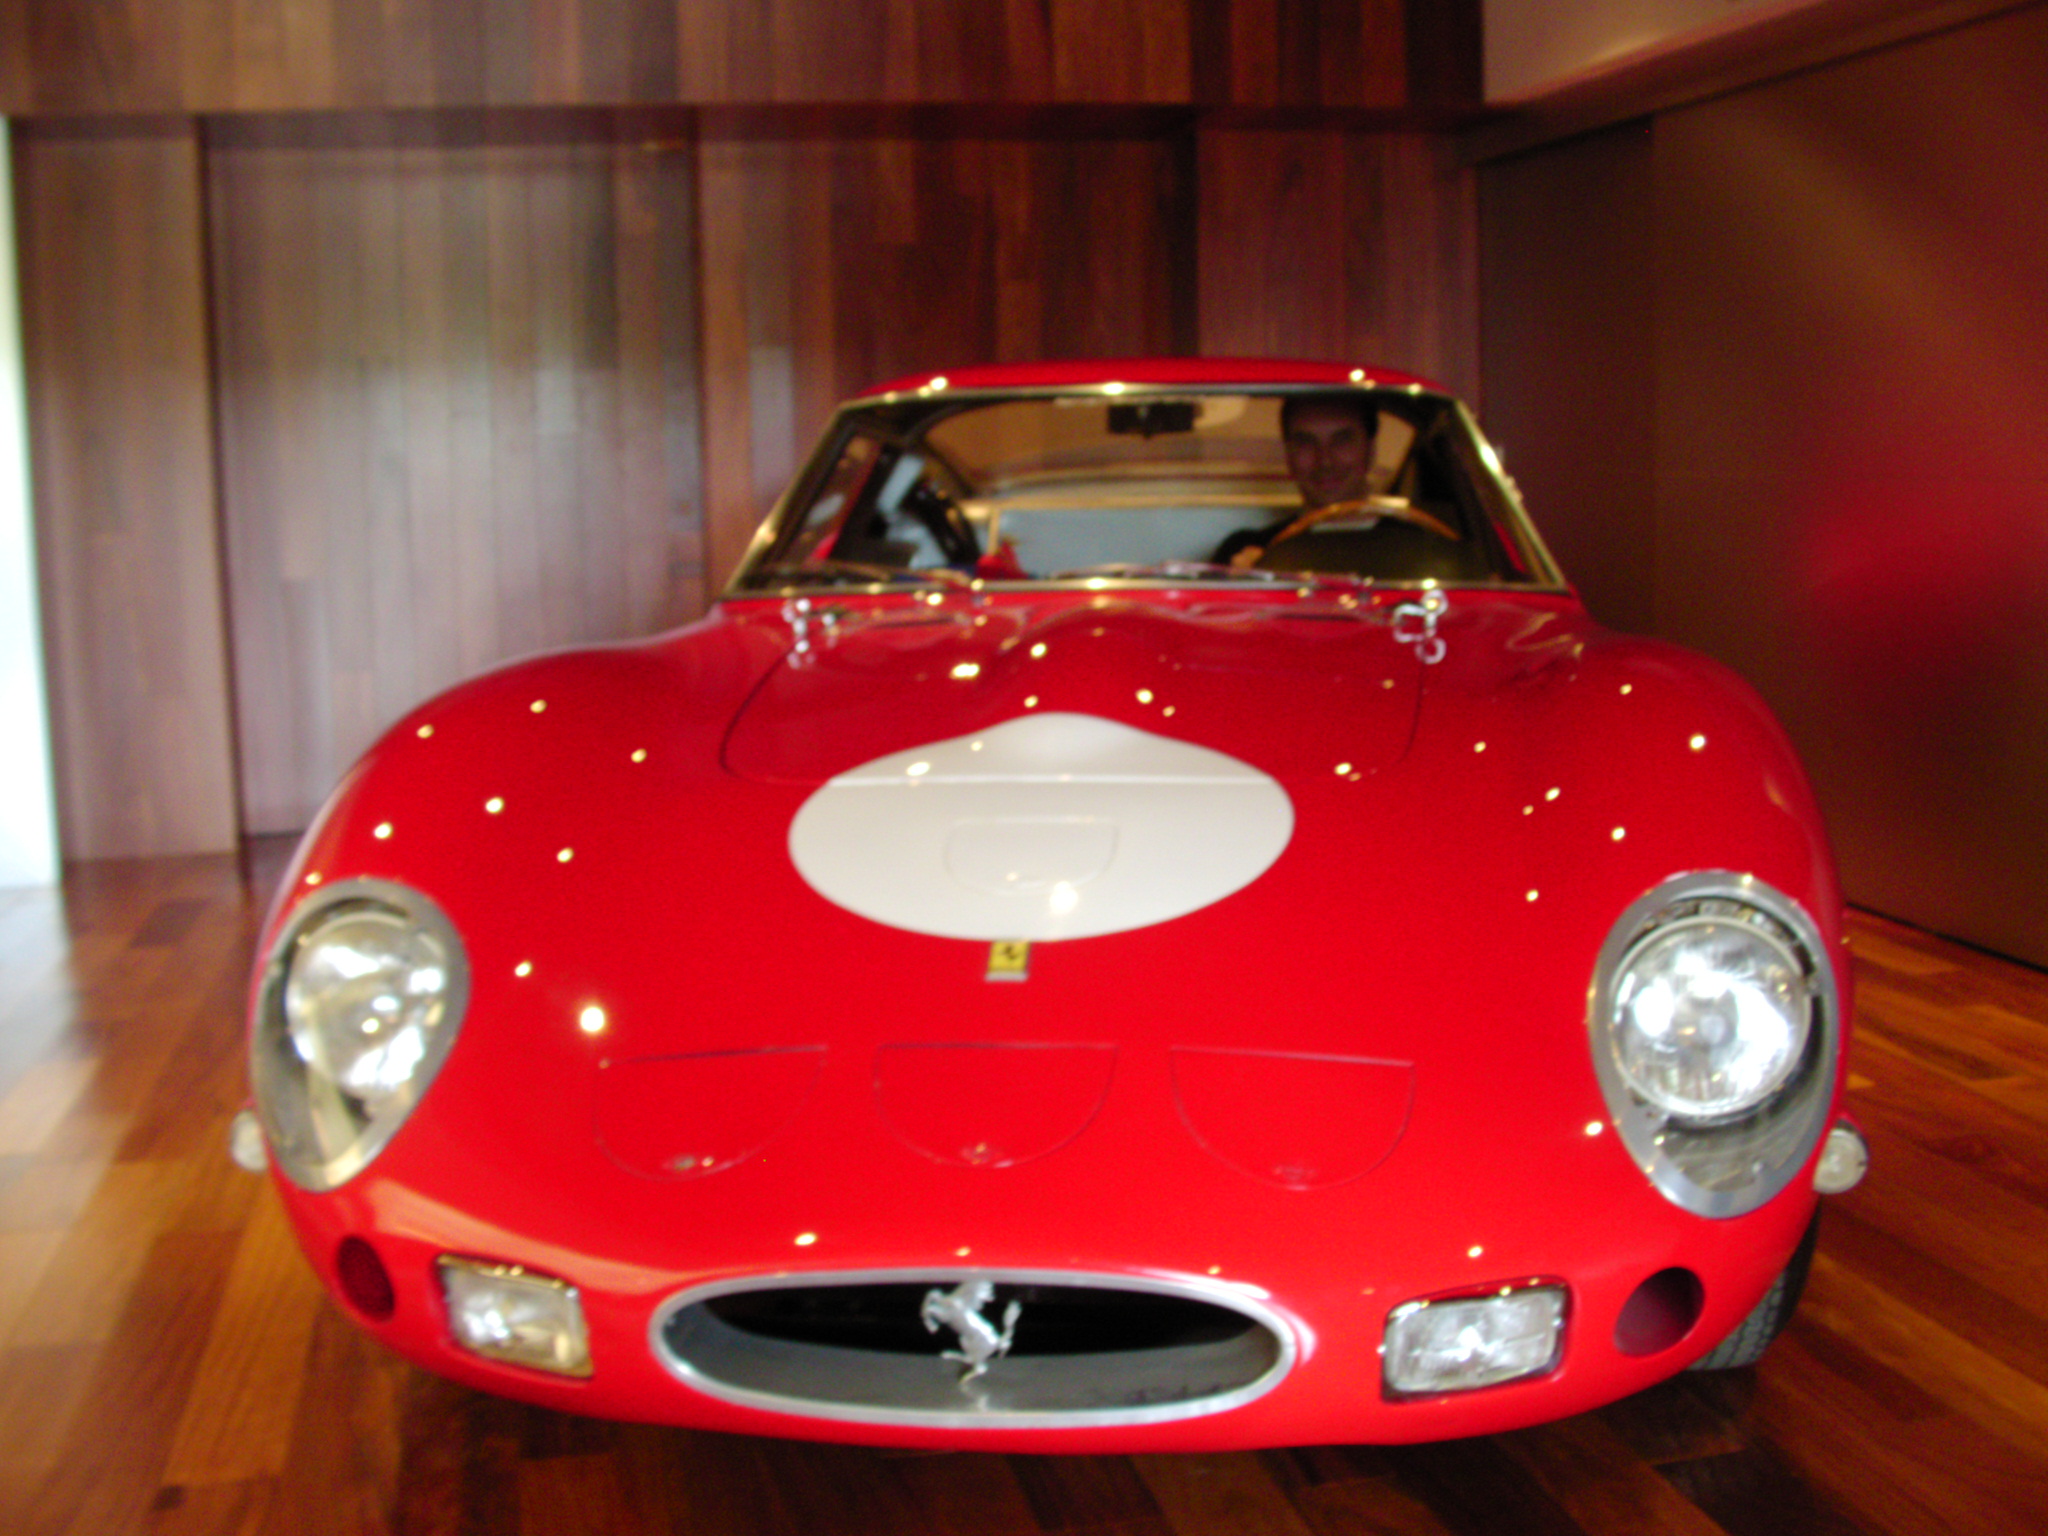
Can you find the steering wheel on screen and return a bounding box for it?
[900,480,981,566]
[1263,498,1461,550]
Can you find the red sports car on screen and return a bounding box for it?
[240,359,1868,1449]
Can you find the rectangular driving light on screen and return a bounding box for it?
[437,1256,593,1377]
[1383,1282,1566,1397]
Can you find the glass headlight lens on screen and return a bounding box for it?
[1608,915,1809,1122]
[1590,875,1840,1218]
[252,882,468,1191]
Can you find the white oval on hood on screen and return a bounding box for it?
[788,712,1293,941]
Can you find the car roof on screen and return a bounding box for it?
[852,357,1448,398]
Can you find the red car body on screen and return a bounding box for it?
[247,360,1856,1449]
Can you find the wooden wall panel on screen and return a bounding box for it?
[1477,120,1656,634]
[0,1,1435,116]
[697,131,1195,588]
[1196,128,1477,398]
[1475,4,2048,968]
[1650,5,2048,970]
[8,7,1486,847]
[13,121,240,859]
[1200,0,1409,109]
[209,125,704,833]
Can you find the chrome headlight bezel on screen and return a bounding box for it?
[1589,872,1839,1218]
[251,878,469,1192]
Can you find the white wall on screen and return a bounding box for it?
[0,119,60,886]
[1484,0,1831,101]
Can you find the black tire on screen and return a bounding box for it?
[1688,1208,1822,1371]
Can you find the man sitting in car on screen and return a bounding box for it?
[1213,393,1377,566]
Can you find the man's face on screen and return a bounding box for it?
[1283,402,1374,510]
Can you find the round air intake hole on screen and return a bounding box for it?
[1614,1267,1704,1357]
[336,1236,396,1321]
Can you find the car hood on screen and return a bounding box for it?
[719,597,1427,943]
[722,597,1424,787]
[275,589,1843,1277]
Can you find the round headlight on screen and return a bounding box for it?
[284,907,450,1108]
[1608,914,1810,1123]
[252,881,468,1191]
[1589,874,1840,1218]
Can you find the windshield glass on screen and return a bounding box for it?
[730,387,1560,592]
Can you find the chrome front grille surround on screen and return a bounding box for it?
[651,1269,1296,1430]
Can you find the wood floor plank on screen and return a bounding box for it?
[1830,1118,2048,1304]
[0,1152,118,1233]
[1592,1377,1747,1467]
[1007,1450,1166,1530]
[0,1342,101,1496]
[1845,921,1960,979]
[1652,1435,1871,1536]
[146,1478,275,1536]
[0,950,80,1097]
[0,1228,65,1339]
[18,1228,239,1536]
[1280,1473,1462,1536]
[613,1424,799,1536]
[0,1052,98,1155]
[1797,1250,2048,1466]
[1133,1451,1321,1536]
[162,1193,326,1486]
[1740,1328,2045,1536]
[517,1452,643,1536]
[261,1302,407,1536]
[1859,976,2048,1083]
[1496,1415,1733,1536]
[883,1451,1047,1536]
[748,1438,937,1536]
[4,1159,192,1347]
[1816,1202,2048,1384]
[1376,1438,1587,1536]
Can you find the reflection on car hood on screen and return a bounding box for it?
[722,599,1423,786]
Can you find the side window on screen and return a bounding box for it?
[782,433,882,566]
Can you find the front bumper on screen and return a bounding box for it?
[271,1157,1825,1450]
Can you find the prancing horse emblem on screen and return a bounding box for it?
[920,1279,1021,1385]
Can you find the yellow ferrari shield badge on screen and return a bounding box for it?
[985,941,1030,982]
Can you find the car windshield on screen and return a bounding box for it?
[730,386,1561,592]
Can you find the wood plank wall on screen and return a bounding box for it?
[209,121,704,834]
[9,0,1483,849]
[12,121,241,859]
[698,130,1197,588]
[1197,128,1476,397]
[1474,3,2048,970]
[0,1,1430,115]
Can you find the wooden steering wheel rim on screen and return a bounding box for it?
[1265,497,1461,550]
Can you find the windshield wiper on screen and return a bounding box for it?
[751,560,974,590]
[1044,561,1286,583]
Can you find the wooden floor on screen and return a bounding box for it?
[2,848,2046,1536]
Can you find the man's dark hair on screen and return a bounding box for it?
[1279,392,1378,438]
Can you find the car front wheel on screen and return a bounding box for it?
[1689,1210,1822,1371]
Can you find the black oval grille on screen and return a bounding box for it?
[654,1270,1292,1429]
[704,1281,1255,1356]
